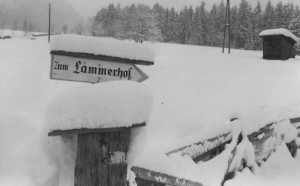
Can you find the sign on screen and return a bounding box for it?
[50,55,149,83]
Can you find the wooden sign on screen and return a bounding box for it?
[50,54,149,83]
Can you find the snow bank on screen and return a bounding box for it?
[45,81,153,131]
[50,34,156,62]
[259,28,299,43]
[2,36,300,186]
[225,143,300,186]
[0,29,41,39]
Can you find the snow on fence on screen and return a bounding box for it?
[131,116,300,186]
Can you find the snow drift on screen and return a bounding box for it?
[45,81,153,131]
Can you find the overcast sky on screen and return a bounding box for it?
[65,0,300,18]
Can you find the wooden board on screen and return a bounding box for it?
[48,122,145,136]
[75,129,130,186]
[165,132,231,161]
[131,166,203,186]
[50,54,149,83]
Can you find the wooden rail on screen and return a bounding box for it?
[131,167,203,186]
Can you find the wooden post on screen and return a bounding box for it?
[48,3,51,43]
[48,124,145,186]
[74,129,130,186]
[222,0,231,54]
[228,0,231,54]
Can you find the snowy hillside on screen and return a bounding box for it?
[0,36,300,185]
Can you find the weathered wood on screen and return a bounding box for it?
[247,122,274,142]
[165,132,231,161]
[290,117,300,124]
[50,50,154,66]
[261,35,296,60]
[132,166,204,186]
[75,133,110,186]
[136,178,165,186]
[74,129,130,186]
[108,129,130,186]
[48,123,145,136]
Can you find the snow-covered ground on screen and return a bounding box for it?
[0,29,45,39]
[0,35,300,185]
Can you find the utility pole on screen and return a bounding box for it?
[48,3,51,43]
[222,0,231,54]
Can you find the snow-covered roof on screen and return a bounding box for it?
[259,28,299,43]
[50,34,156,64]
[45,81,153,131]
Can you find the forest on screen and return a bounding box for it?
[90,0,300,50]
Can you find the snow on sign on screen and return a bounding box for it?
[49,34,155,83]
[50,55,149,83]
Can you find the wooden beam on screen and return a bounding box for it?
[247,122,274,142]
[131,166,203,186]
[290,117,300,124]
[48,123,146,136]
[165,132,231,160]
[75,128,130,186]
[50,50,154,66]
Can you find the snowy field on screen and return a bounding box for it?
[1,35,300,185]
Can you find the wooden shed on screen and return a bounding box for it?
[259,28,299,60]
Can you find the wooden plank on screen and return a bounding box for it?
[165,132,231,160]
[247,122,274,142]
[75,133,110,186]
[290,117,300,124]
[51,50,154,66]
[75,129,130,186]
[48,122,145,136]
[108,129,130,186]
[136,178,165,186]
[131,166,203,186]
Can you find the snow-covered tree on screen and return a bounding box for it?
[262,1,275,29]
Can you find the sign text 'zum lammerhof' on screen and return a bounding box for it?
[50,55,149,83]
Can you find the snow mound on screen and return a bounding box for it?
[259,28,299,43]
[50,34,156,62]
[45,81,153,131]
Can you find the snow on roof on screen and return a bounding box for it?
[50,34,156,63]
[45,81,153,131]
[259,28,299,43]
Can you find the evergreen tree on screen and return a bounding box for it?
[209,3,219,46]
[275,1,284,28]
[289,5,300,36]
[23,20,28,33]
[13,19,18,30]
[282,3,295,29]
[198,2,210,45]
[177,9,188,44]
[253,1,263,49]
[62,24,68,34]
[216,0,226,33]
[89,0,297,51]
[230,5,239,48]
[190,6,201,45]
[165,8,178,42]
[236,0,252,49]
[262,1,275,29]
[28,22,33,32]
